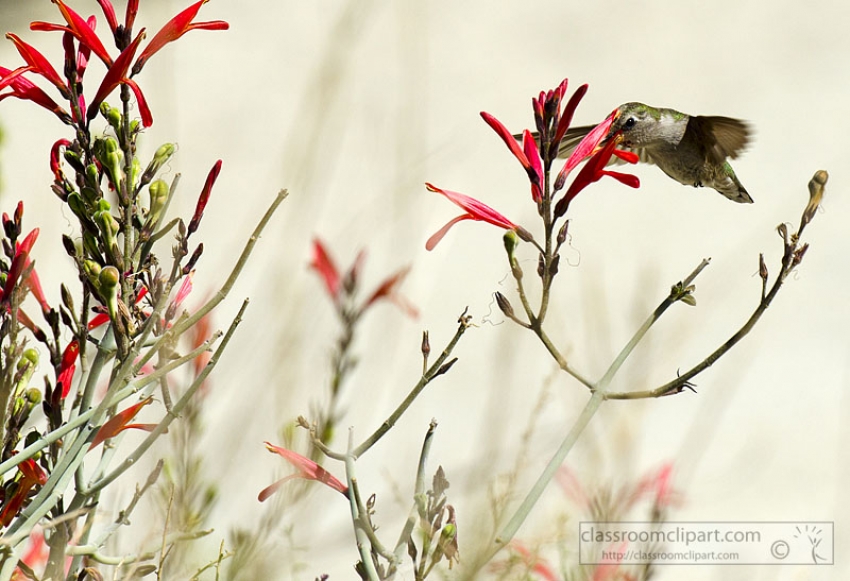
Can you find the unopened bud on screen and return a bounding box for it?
[98,265,120,291]
[421,331,431,358]
[147,179,169,227]
[503,230,519,260]
[142,143,176,186]
[494,292,514,319]
[549,253,560,276]
[514,226,535,244]
[802,170,828,228]
[557,220,570,246]
[758,253,768,282]
[537,253,545,278]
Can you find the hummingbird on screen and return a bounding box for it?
[555,102,753,203]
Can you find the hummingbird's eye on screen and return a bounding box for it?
[623,117,637,130]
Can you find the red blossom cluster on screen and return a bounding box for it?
[0,0,228,128]
[425,79,641,249]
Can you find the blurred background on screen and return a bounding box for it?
[0,0,846,579]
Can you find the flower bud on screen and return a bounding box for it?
[147,179,169,225]
[141,143,176,186]
[495,292,515,319]
[503,230,518,261]
[802,170,827,228]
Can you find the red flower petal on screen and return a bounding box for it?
[0,67,71,123]
[552,83,588,151]
[364,266,418,318]
[424,183,517,250]
[94,0,119,34]
[3,229,39,301]
[133,0,229,74]
[260,442,348,499]
[49,1,113,66]
[309,239,341,302]
[5,33,68,97]
[89,397,154,449]
[87,30,146,122]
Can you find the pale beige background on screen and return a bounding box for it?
[0,0,847,579]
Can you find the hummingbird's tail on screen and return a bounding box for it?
[717,162,753,203]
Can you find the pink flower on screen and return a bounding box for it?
[259,442,349,501]
[553,114,640,218]
[133,0,229,75]
[425,183,518,250]
[509,542,559,581]
[481,112,542,201]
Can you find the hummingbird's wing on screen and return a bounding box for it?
[518,126,653,165]
[689,116,751,162]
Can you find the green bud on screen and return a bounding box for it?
[147,179,169,224]
[81,186,100,206]
[82,231,101,260]
[83,260,103,288]
[24,387,41,404]
[503,230,519,260]
[98,265,120,291]
[85,163,99,187]
[102,102,122,131]
[127,157,142,193]
[141,143,175,187]
[105,151,124,190]
[67,192,88,221]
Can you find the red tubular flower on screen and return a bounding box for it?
[258,442,349,501]
[425,183,517,251]
[551,83,588,156]
[94,0,119,35]
[521,130,543,202]
[556,132,640,217]
[133,0,229,75]
[89,397,159,449]
[0,459,47,527]
[5,33,69,98]
[509,542,559,581]
[57,340,79,398]
[2,229,39,303]
[554,109,617,191]
[309,239,341,303]
[480,112,542,198]
[32,1,113,67]
[50,138,72,182]
[187,159,221,235]
[363,266,418,318]
[0,67,71,123]
[125,0,140,33]
[87,30,151,126]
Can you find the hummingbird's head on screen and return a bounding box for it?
[606,102,666,148]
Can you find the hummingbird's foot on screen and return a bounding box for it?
[693,180,704,188]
